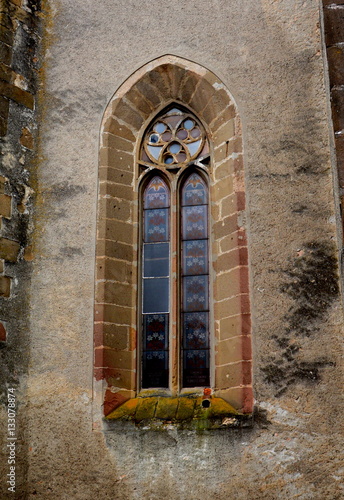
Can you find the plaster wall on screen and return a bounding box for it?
[3,0,344,498]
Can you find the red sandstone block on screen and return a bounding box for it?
[235,191,246,211]
[103,388,129,416]
[0,321,6,341]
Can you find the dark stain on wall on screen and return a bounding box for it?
[262,241,339,395]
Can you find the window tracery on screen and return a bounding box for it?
[141,107,209,167]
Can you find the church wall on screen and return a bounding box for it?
[1,1,344,498]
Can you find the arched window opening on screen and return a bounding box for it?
[95,56,253,419]
[139,106,212,392]
[181,173,210,388]
[141,176,170,388]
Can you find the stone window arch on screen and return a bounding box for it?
[94,55,252,424]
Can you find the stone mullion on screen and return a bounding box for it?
[170,179,179,395]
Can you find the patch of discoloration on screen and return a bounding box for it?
[262,242,339,395]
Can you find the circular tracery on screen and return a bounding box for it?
[141,107,208,167]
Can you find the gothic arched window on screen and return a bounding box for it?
[94,56,253,421]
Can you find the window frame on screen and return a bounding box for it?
[94,56,253,423]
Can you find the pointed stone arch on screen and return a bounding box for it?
[93,55,252,424]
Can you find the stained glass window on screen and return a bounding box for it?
[142,176,170,388]
[181,173,210,387]
[140,110,211,391]
[140,107,209,167]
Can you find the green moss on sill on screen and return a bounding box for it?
[105,395,252,430]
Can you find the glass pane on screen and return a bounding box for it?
[182,173,207,206]
[144,177,169,209]
[182,240,208,275]
[144,243,169,277]
[143,278,169,313]
[182,206,208,240]
[142,351,169,388]
[186,140,202,157]
[182,275,208,312]
[183,312,209,349]
[154,122,166,133]
[147,145,162,160]
[144,208,169,242]
[143,314,169,350]
[183,350,210,387]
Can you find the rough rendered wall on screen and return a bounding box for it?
[4,0,344,498]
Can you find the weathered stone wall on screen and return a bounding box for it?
[0,1,41,497]
[1,0,344,498]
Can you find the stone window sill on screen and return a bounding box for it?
[105,395,252,431]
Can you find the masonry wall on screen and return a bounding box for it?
[0,1,41,497]
[1,1,344,499]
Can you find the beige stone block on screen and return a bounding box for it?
[0,194,11,218]
[102,117,136,142]
[210,104,236,130]
[145,66,173,101]
[212,176,233,201]
[0,175,7,194]
[112,99,144,130]
[96,257,132,283]
[219,229,247,253]
[0,237,20,262]
[94,322,129,350]
[215,386,253,414]
[96,240,134,262]
[220,194,236,218]
[98,197,132,222]
[213,214,238,239]
[215,360,252,389]
[214,293,250,319]
[189,81,216,115]
[99,148,134,172]
[214,159,235,183]
[219,313,251,341]
[213,119,235,145]
[99,181,136,202]
[215,335,252,366]
[180,72,201,103]
[106,368,136,390]
[214,254,249,291]
[98,219,134,244]
[102,303,133,325]
[95,347,134,370]
[0,275,10,297]
[125,86,154,117]
[135,79,162,108]
[214,268,242,301]
[102,133,134,153]
[101,281,135,308]
[213,144,228,164]
[98,167,133,187]
[202,89,234,124]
